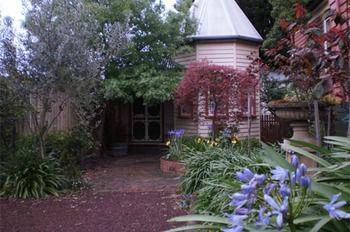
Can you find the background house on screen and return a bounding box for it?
[294,0,350,137]
[175,0,263,138]
[295,0,349,46]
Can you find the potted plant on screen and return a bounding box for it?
[160,129,186,176]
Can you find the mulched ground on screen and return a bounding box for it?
[0,154,188,232]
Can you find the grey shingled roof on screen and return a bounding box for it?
[190,0,263,43]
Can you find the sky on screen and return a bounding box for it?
[0,0,177,31]
[0,0,25,31]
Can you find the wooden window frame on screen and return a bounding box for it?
[240,90,257,118]
[204,93,229,119]
[178,103,194,119]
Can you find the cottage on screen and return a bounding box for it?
[103,0,263,151]
[174,0,263,138]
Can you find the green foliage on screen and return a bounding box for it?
[103,66,182,104]
[5,128,92,190]
[46,129,94,179]
[259,137,350,231]
[261,74,288,103]
[100,0,196,104]
[182,136,207,152]
[0,149,67,198]
[180,143,263,214]
[169,138,350,231]
[263,0,310,49]
[236,0,273,38]
[165,130,185,161]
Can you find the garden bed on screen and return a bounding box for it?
[160,157,185,176]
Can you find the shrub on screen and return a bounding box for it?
[168,137,350,232]
[180,143,264,215]
[165,129,185,160]
[46,129,93,179]
[182,136,207,152]
[0,149,67,198]
[181,143,261,195]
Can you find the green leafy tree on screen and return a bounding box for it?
[0,0,126,158]
[263,0,309,48]
[100,0,196,104]
[236,0,273,38]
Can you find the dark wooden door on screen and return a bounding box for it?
[132,99,162,142]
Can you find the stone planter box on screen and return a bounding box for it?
[268,101,317,168]
[268,101,310,121]
[160,157,185,176]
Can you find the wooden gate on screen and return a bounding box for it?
[260,114,291,143]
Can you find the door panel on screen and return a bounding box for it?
[132,100,162,142]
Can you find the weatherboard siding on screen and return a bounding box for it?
[194,41,260,138]
[175,41,261,139]
[196,42,236,66]
[175,47,196,67]
[174,48,198,136]
[236,42,260,139]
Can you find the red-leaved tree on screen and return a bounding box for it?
[264,3,350,140]
[176,60,258,137]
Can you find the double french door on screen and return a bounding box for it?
[132,99,162,142]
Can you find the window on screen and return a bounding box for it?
[178,103,193,119]
[323,16,331,50]
[323,17,331,33]
[205,95,228,118]
[240,90,256,117]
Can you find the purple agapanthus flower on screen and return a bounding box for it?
[253,174,266,186]
[279,184,291,197]
[271,166,289,183]
[263,183,277,195]
[290,172,296,186]
[291,155,299,169]
[300,176,311,189]
[223,214,247,232]
[235,207,250,215]
[168,129,185,138]
[230,193,248,207]
[323,193,350,219]
[264,194,288,229]
[256,207,270,226]
[296,163,307,182]
[241,184,257,194]
[222,226,243,232]
[175,129,185,137]
[239,174,266,196]
[235,168,254,183]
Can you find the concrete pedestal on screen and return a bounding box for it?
[282,122,317,168]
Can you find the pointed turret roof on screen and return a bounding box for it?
[190,0,263,43]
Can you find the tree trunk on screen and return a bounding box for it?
[212,99,218,138]
[247,94,252,155]
[313,100,321,146]
[326,106,331,136]
[39,136,46,159]
[347,103,350,137]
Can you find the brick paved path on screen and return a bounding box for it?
[0,154,186,232]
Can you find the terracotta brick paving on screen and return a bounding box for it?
[0,154,187,232]
[85,154,181,193]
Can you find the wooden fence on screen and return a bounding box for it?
[260,114,291,144]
